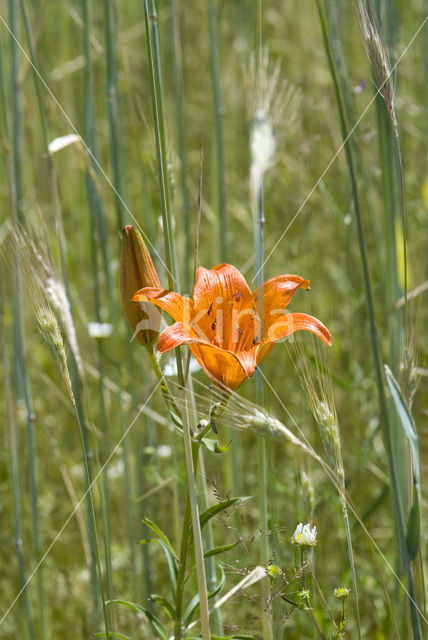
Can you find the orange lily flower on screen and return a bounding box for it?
[133,263,331,391]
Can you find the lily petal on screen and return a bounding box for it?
[158,322,258,390]
[193,263,253,309]
[263,312,331,347]
[192,264,255,350]
[255,275,310,323]
[133,287,193,324]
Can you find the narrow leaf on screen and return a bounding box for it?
[199,497,251,529]
[385,365,420,489]
[107,599,168,640]
[406,485,420,561]
[142,516,179,559]
[139,538,178,598]
[149,593,176,619]
[204,539,239,558]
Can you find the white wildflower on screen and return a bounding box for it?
[334,587,350,600]
[292,522,317,547]
[157,445,172,459]
[88,322,113,338]
[107,459,125,480]
[48,134,80,154]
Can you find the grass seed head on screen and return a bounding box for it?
[355,0,397,131]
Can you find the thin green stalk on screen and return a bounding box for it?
[9,0,22,224]
[315,3,421,637]
[7,3,45,635]
[252,3,271,637]
[103,0,125,230]
[137,415,156,611]
[143,0,179,290]
[171,0,191,291]
[1,267,36,640]
[208,0,228,261]
[82,0,114,320]
[19,0,72,305]
[68,344,110,636]
[189,378,223,636]
[143,2,209,635]
[124,436,139,599]
[176,396,211,640]
[80,1,115,634]
[174,495,192,639]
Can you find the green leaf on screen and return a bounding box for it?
[149,593,176,619]
[208,564,226,600]
[107,599,168,640]
[406,485,421,561]
[139,538,178,598]
[199,497,251,529]
[182,592,200,626]
[201,437,232,454]
[183,566,226,625]
[142,516,179,560]
[204,539,239,558]
[384,366,420,490]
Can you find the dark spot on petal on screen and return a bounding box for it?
[253,336,259,344]
[234,292,242,302]
[207,302,214,316]
[211,319,217,331]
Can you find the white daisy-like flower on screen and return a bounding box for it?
[292,522,317,547]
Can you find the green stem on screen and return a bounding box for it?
[143,0,178,290]
[316,3,421,637]
[143,2,209,635]
[0,266,36,640]
[7,3,43,635]
[253,3,271,637]
[103,0,125,230]
[178,393,210,639]
[174,495,192,639]
[68,346,110,636]
[171,0,191,291]
[208,0,228,261]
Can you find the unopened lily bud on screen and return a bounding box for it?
[120,225,161,346]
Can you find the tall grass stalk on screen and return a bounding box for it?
[171,0,191,291]
[358,0,410,523]
[67,345,111,636]
[251,3,271,638]
[6,3,45,635]
[81,0,116,633]
[103,0,140,595]
[143,0,179,290]
[19,0,72,308]
[315,3,422,637]
[0,266,36,640]
[103,0,125,230]
[143,2,211,636]
[208,0,228,261]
